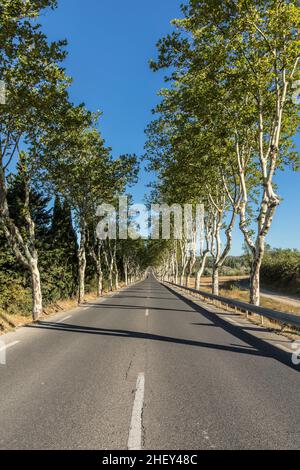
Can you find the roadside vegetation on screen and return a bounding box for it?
[261,249,300,295]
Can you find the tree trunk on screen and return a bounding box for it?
[108,270,113,291]
[174,261,178,284]
[124,261,128,286]
[0,169,44,320]
[30,258,43,321]
[250,239,265,306]
[115,270,119,290]
[250,263,260,306]
[78,224,86,304]
[112,241,119,290]
[78,253,86,304]
[212,265,219,296]
[97,267,103,297]
[89,238,103,298]
[195,271,201,290]
[195,251,209,290]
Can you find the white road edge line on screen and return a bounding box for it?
[145,309,149,317]
[0,341,20,353]
[127,373,145,451]
[276,343,292,354]
[224,316,243,327]
[57,315,72,324]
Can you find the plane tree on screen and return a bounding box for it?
[0,0,70,320]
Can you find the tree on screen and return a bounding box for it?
[0,0,70,319]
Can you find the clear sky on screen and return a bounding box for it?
[41,0,300,255]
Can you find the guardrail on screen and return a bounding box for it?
[164,281,300,330]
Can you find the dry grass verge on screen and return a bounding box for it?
[0,283,126,335]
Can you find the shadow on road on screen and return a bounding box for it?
[163,284,300,372]
[86,303,193,313]
[27,321,267,359]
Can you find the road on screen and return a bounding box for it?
[260,288,300,309]
[0,275,299,450]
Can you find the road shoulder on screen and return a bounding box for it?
[163,282,300,372]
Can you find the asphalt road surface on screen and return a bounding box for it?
[0,275,299,450]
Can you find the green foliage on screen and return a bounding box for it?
[39,196,78,303]
[261,249,300,294]
[0,229,32,314]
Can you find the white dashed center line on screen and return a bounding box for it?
[128,373,145,450]
[145,309,149,317]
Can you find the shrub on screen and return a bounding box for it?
[261,249,300,294]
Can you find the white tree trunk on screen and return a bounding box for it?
[212,265,219,296]
[0,169,43,320]
[124,260,128,286]
[90,241,103,298]
[250,262,261,306]
[97,266,103,297]
[30,258,43,321]
[250,236,265,306]
[195,251,209,290]
[174,258,178,284]
[78,254,86,304]
[115,269,119,290]
[78,223,87,304]
[103,241,114,292]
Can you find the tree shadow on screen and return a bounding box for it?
[116,296,174,300]
[163,284,300,372]
[86,303,193,313]
[28,321,266,359]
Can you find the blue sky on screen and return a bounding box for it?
[41,0,300,255]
